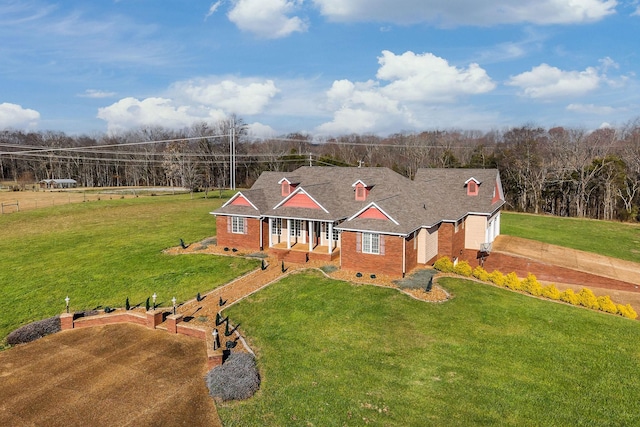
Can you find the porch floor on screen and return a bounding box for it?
[270,241,339,256]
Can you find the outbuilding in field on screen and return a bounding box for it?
[39,179,77,189]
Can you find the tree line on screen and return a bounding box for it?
[2,116,640,222]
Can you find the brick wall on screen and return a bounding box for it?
[215,216,262,251]
[438,222,466,261]
[405,232,418,274]
[341,232,405,277]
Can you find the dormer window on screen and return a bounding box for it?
[352,179,372,201]
[465,178,481,196]
[279,177,298,197]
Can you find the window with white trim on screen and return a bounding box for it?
[289,219,302,237]
[323,223,340,241]
[271,218,282,235]
[231,216,246,234]
[362,232,380,254]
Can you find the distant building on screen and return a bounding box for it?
[211,166,505,278]
[39,179,77,189]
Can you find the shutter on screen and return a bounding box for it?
[380,235,385,255]
[356,232,361,253]
[243,217,248,234]
[227,216,232,233]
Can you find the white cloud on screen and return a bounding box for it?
[171,78,279,114]
[246,122,278,138]
[78,89,116,99]
[566,103,617,114]
[311,0,617,26]
[377,50,495,102]
[506,63,602,99]
[97,97,226,134]
[0,103,40,129]
[205,1,223,20]
[316,50,496,135]
[228,0,307,38]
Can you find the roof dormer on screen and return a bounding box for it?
[278,177,299,197]
[352,179,372,201]
[465,177,481,196]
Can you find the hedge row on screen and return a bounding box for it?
[433,257,637,320]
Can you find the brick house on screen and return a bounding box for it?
[212,166,505,277]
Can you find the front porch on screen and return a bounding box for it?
[269,242,340,263]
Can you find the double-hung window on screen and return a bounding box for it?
[231,216,245,234]
[362,232,380,254]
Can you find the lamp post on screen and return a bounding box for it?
[65,296,70,313]
[152,293,157,310]
[172,297,176,315]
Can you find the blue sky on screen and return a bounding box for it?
[1,0,639,137]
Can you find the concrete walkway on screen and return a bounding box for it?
[492,235,640,285]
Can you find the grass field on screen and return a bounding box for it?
[220,272,640,426]
[502,212,640,263]
[3,200,640,425]
[0,192,258,344]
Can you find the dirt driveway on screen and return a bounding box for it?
[0,323,221,427]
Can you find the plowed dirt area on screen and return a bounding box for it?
[0,323,221,427]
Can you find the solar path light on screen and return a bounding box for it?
[152,293,157,310]
[172,297,177,315]
[65,296,70,313]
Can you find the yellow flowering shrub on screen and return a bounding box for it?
[521,273,543,296]
[472,266,490,282]
[597,295,618,314]
[453,260,473,277]
[541,284,561,300]
[560,288,579,305]
[577,288,599,310]
[504,272,521,290]
[489,270,506,287]
[616,304,638,320]
[433,257,454,273]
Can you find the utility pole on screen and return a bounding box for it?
[229,121,236,190]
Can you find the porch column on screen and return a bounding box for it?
[268,217,273,248]
[287,218,291,249]
[328,222,333,254]
[308,220,313,252]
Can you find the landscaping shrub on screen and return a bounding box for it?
[488,270,506,287]
[205,352,261,401]
[560,289,579,305]
[541,284,561,300]
[433,257,453,273]
[521,273,542,296]
[577,288,599,310]
[472,266,490,282]
[6,316,61,346]
[504,272,521,290]
[597,295,618,314]
[616,304,638,320]
[453,260,473,277]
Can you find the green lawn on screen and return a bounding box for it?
[220,272,640,426]
[502,212,640,263]
[0,193,259,343]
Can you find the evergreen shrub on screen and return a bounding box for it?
[453,260,473,277]
[488,270,506,287]
[472,266,490,282]
[6,316,61,346]
[205,352,261,401]
[541,284,561,300]
[560,289,579,305]
[578,288,599,310]
[616,304,638,320]
[504,272,521,290]
[597,295,618,314]
[521,273,542,296]
[433,257,454,273]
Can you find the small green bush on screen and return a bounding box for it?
[597,295,618,314]
[433,257,453,273]
[577,288,599,310]
[560,289,579,305]
[453,260,473,277]
[205,352,261,401]
[541,284,561,300]
[504,272,521,291]
[6,316,61,346]
[488,270,506,287]
[472,266,490,282]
